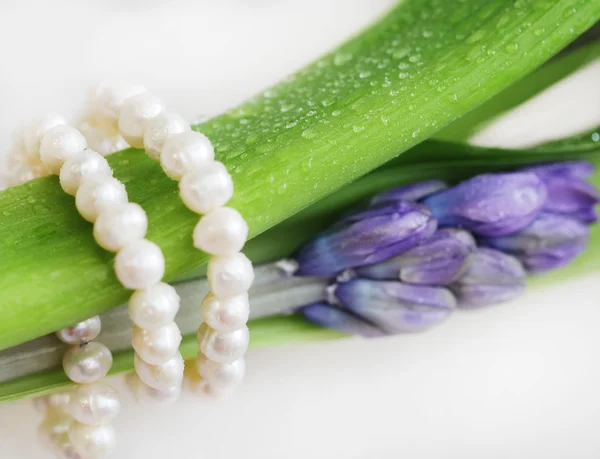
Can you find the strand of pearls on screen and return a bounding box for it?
[89,87,253,396]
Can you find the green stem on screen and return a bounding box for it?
[2,133,600,402]
[0,0,599,352]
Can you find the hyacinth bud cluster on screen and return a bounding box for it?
[295,162,599,337]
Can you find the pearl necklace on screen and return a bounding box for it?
[103,87,252,395]
[8,84,253,457]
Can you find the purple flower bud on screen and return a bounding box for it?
[524,161,593,180]
[294,201,437,276]
[480,212,589,272]
[300,303,386,338]
[371,180,447,205]
[334,279,456,333]
[422,172,547,236]
[356,229,476,285]
[451,248,526,308]
[525,162,599,223]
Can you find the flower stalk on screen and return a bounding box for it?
[0,0,598,352]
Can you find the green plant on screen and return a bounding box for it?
[0,0,599,399]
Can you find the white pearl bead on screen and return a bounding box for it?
[134,352,184,390]
[5,163,37,186]
[193,207,248,256]
[38,411,72,449]
[197,354,245,388]
[114,239,165,290]
[75,177,128,223]
[51,432,83,459]
[93,203,148,252]
[56,316,102,345]
[24,114,67,158]
[200,293,249,332]
[59,149,113,196]
[63,342,113,384]
[132,323,182,365]
[207,253,254,297]
[40,125,88,174]
[118,92,164,148]
[126,373,181,405]
[68,421,116,459]
[197,324,249,364]
[143,113,190,161]
[179,161,233,214]
[46,392,72,411]
[68,382,120,425]
[128,283,180,330]
[160,131,215,181]
[92,84,147,125]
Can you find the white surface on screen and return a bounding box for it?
[0,1,599,459]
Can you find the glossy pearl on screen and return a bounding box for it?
[51,432,83,459]
[193,207,248,256]
[59,149,113,196]
[197,323,249,364]
[114,239,165,290]
[207,253,254,297]
[200,293,249,332]
[143,113,190,161]
[92,83,147,125]
[56,316,102,345]
[127,373,181,405]
[46,392,72,411]
[68,421,116,459]
[132,323,182,365]
[179,161,233,214]
[128,283,180,330]
[68,382,120,426]
[75,177,128,223]
[197,354,245,388]
[93,203,148,252]
[38,410,72,448]
[63,342,113,384]
[24,114,67,158]
[118,92,164,148]
[160,131,215,181]
[134,352,184,390]
[40,125,88,174]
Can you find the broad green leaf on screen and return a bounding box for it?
[1,131,599,403]
[437,40,600,142]
[0,0,599,352]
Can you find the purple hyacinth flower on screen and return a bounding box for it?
[294,201,437,276]
[524,161,594,180]
[451,248,526,309]
[480,212,589,272]
[356,229,476,285]
[300,302,386,338]
[524,162,599,223]
[333,279,456,333]
[371,180,447,205]
[422,172,547,236]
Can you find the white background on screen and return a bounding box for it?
[1,1,600,458]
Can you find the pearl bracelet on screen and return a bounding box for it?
[93,87,253,396]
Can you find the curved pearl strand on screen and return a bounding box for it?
[95,87,253,396]
[25,107,186,401]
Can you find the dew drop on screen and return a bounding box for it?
[352,125,365,133]
[592,132,599,142]
[412,129,421,138]
[504,43,519,54]
[302,128,316,139]
[331,110,341,117]
[26,196,36,204]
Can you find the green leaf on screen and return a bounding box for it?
[1,131,599,402]
[437,40,600,142]
[0,0,599,352]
